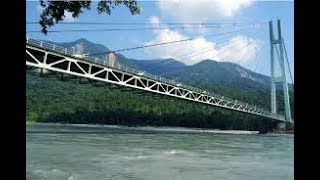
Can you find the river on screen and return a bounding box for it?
[26,123,293,180]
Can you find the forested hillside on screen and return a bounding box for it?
[26,72,279,132]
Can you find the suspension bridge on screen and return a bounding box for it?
[26,19,293,127]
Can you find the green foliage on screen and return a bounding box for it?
[97,0,140,15]
[26,71,279,131]
[26,112,39,122]
[39,0,140,34]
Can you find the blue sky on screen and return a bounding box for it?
[26,0,294,82]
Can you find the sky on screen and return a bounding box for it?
[26,0,294,82]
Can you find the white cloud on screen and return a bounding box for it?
[148,16,161,27]
[157,0,253,22]
[217,35,260,63]
[145,28,219,65]
[144,16,260,65]
[64,11,76,22]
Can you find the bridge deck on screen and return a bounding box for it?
[26,38,285,122]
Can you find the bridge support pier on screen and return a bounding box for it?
[276,122,286,131]
[276,121,294,132]
[269,19,293,129]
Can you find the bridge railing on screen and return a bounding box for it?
[26,37,283,120]
[26,37,75,55]
[26,38,204,90]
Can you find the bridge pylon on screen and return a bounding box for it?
[269,19,292,129]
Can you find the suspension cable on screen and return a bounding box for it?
[282,39,294,86]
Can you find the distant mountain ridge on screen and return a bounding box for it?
[129,58,186,76]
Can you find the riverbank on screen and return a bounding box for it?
[26,122,261,135]
[270,129,294,135]
[27,121,296,135]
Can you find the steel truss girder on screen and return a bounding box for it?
[26,44,285,122]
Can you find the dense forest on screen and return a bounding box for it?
[26,70,285,132]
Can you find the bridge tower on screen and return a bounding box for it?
[269,19,292,128]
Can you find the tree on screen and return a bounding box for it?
[39,0,141,34]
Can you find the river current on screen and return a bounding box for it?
[26,123,293,180]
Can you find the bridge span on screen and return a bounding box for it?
[26,37,285,122]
